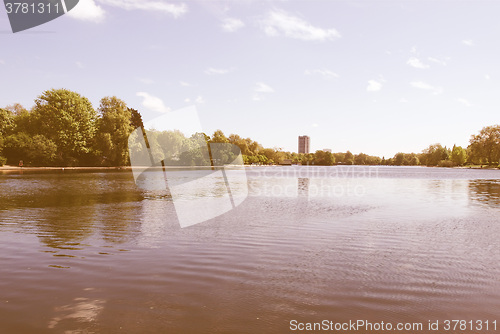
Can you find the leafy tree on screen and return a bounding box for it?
[394,153,405,165]
[365,155,382,165]
[32,89,97,165]
[344,151,354,165]
[468,125,500,165]
[2,133,57,166]
[333,152,345,164]
[128,107,144,129]
[210,130,229,143]
[0,108,15,137]
[0,108,15,163]
[155,130,186,165]
[314,150,335,165]
[409,155,420,166]
[94,96,134,166]
[420,143,450,166]
[354,153,368,165]
[450,145,468,166]
[301,153,315,165]
[178,133,211,166]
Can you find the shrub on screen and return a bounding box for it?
[438,160,455,168]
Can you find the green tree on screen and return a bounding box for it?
[450,145,468,166]
[344,151,354,165]
[314,150,335,165]
[468,125,500,165]
[354,153,368,165]
[2,133,57,166]
[394,153,405,165]
[210,130,229,143]
[365,155,382,165]
[128,107,144,129]
[0,108,15,137]
[32,89,97,165]
[421,143,450,166]
[0,108,15,163]
[94,96,134,166]
[333,152,345,164]
[409,155,420,166]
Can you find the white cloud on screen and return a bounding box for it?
[312,123,319,128]
[407,57,429,69]
[304,69,339,79]
[184,98,190,103]
[462,39,474,46]
[68,0,105,22]
[254,82,275,93]
[75,61,84,68]
[204,67,232,75]
[400,98,408,103]
[180,81,194,87]
[366,80,382,92]
[261,9,341,42]
[221,18,245,32]
[485,74,491,80]
[457,98,472,107]
[0,59,5,65]
[136,92,170,113]
[97,0,188,18]
[195,96,205,104]
[69,0,187,22]
[427,57,448,66]
[410,81,443,95]
[253,82,274,101]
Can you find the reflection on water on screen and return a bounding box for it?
[0,167,500,333]
[297,178,310,198]
[469,179,500,206]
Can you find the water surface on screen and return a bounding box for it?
[0,166,499,333]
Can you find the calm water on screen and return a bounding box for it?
[0,166,499,333]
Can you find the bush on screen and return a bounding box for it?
[438,160,455,168]
[0,156,6,166]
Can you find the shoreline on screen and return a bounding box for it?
[0,165,498,171]
[0,165,132,171]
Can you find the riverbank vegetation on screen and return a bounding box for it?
[1,88,499,167]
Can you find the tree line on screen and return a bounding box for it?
[0,88,499,167]
[0,89,143,167]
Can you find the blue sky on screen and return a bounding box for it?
[1,0,499,158]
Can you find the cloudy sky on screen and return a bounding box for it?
[1,0,499,157]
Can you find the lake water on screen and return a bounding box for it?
[0,166,499,333]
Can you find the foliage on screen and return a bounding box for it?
[3,90,500,169]
[344,151,354,165]
[450,145,467,166]
[128,108,144,129]
[438,160,455,168]
[391,152,420,166]
[94,96,134,166]
[0,108,15,137]
[314,150,335,165]
[32,89,98,164]
[420,144,450,166]
[468,125,500,165]
[3,132,57,166]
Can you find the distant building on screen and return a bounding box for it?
[298,135,310,154]
[323,149,332,153]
